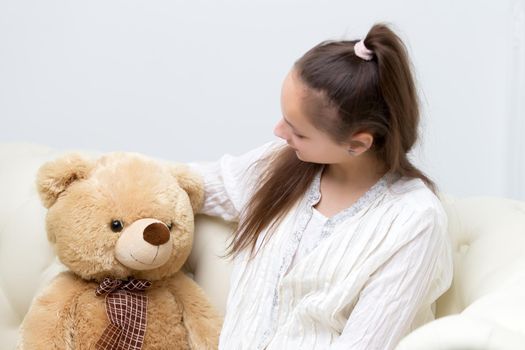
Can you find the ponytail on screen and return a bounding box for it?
[364,24,437,193]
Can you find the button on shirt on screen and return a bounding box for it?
[187,139,454,350]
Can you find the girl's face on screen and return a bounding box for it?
[274,69,362,164]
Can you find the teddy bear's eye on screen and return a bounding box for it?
[110,220,124,232]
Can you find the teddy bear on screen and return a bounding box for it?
[18,151,222,349]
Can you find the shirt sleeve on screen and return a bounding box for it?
[186,138,286,222]
[330,206,453,350]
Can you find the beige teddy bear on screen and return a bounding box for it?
[18,152,222,349]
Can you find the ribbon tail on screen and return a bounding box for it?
[118,292,149,350]
[95,323,122,350]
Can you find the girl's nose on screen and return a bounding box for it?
[273,119,288,140]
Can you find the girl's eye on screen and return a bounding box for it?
[294,133,305,139]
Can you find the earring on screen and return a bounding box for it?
[348,148,356,155]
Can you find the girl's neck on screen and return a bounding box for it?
[323,153,388,190]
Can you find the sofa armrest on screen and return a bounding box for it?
[397,280,525,349]
[397,315,525,350]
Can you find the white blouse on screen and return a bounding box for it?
[290,207,328,269]
[187,139,453,350]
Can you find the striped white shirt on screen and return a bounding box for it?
[187,139,453,350]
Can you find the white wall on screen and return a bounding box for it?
[1,0,524,199]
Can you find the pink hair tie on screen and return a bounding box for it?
[354,40,374,61]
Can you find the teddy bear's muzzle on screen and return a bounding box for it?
[115,218,173,271]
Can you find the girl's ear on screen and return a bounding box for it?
[36,153,95,208]
[170,164,204,214]
[347,131,375,155]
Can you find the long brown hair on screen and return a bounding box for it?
[227,23,436,259]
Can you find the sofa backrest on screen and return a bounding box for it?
[436,194,525,317]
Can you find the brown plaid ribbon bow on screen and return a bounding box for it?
[95,277,152,350]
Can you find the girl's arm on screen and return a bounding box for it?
[331,207,453,350]
[186,138,285,222]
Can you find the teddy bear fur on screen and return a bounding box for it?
[18,152,222,349]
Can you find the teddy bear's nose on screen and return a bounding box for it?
[143,222,170,246]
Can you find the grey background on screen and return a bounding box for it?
[1,0,524,199]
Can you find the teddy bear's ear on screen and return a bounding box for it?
[36,153,95,208]
[170,164,204,214]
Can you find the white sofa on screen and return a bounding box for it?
[1,143,525,350]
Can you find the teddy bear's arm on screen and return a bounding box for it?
[19,271,91,350]
[167,271,223,350]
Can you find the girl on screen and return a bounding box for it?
[187,23,453,350]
